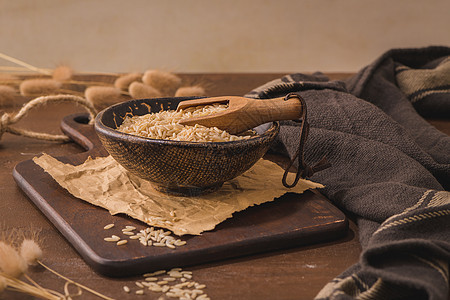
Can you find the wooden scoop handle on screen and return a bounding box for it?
[242,96,303,126]
[178,96,303,134]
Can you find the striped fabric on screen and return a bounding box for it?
[396,57,450,104]
[245,46,450,300]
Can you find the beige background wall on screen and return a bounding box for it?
[1,0,449,74]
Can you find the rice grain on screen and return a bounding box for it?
[144,270,166,277]
[145,277,158,281]
[117,104,255,142]
[104,237,119,242]
[116,240,128,246]
[103,223,114,230]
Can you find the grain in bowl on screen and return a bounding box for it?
[94,97,279,194]
[117,103,256,142]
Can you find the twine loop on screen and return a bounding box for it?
[0,94,97,143]
[0,112,10,138]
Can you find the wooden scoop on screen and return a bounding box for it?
[176,96,303,134]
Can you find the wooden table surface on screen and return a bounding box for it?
[1,73,448,300]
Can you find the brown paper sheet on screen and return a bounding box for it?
[33,154,324,235]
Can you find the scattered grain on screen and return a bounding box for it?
[169,272,182,278]
[135,289,144,295]
[104,236,120,242]
[174,282,189,288]
[145,277,158,282]
[144,270,166,277]
[174,240,187,246]
[165,292,178,298]
[149,285,163,292]
[129,267,210,299]
[103,223,114,230]
[116,240,128,246]
[163,277,176,282]
[161,285,170,293]
[135,282,144,288]
[123,286,130,293]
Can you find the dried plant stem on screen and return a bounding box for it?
[24,273,46,290]
[0,52,52,75]
[0,66,53,74]
[23,273,55,297]
[64,281,83,299]
[0,66,37,72]
[2,273,62,300]
[38,261,115,300]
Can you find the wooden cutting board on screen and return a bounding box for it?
[13,113,348,277]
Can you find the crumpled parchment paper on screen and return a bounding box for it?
[33,154,323,235]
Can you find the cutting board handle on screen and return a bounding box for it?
[60,113,108,158]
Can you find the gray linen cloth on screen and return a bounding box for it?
[245,46,450,300]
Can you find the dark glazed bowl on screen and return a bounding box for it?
[94,97,279,195]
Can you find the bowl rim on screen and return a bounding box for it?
[94,97,280,147]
